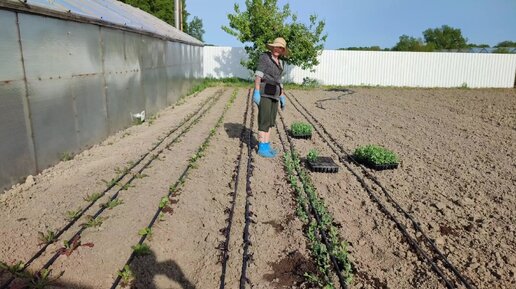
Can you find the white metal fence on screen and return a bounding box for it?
[203,46,516,88]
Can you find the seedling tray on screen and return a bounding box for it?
[306,156,339,173]
[353,157,399,171]
[289,130,312,139]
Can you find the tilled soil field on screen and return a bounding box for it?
[0,86,514,289]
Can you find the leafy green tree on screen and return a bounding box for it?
[494,41,516,48]
[392,35,434,52]
[222,0,327,71]
[186,16,205,41]
[120,0,174,25]
[423,25,468,50]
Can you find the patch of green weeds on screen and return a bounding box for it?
[59,152,73,162]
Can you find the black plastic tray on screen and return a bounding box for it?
[306,156,339,173]
[289,130,312,139]
[353,156,399,171]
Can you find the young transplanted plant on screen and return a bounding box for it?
[291,122,313,136]
[307,149,319,162]
[353,144,399,165]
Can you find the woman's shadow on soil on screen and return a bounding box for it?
[131,250,196,289]
[224,123,257,149]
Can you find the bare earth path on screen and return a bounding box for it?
[1,86,514,289]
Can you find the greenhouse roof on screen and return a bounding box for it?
[0,0,203,46]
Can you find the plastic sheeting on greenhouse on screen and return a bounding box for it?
[0,0,202,45]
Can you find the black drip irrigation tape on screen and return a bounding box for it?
[277,111,349,289]
[239,90,255,289]
[286,92,475,289]
[0,89,225,289]
[110,88,239,289]
[218,90,251,289]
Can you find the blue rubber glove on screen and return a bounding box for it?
[253,89,261,105]
[280,95,286,111]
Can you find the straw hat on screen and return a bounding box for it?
[266,37,289,56]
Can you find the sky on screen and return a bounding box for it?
[186,0,516,49]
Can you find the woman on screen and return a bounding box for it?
[253,37,288,158]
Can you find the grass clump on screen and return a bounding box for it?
[353,144,399,165]
[291,122,313,136]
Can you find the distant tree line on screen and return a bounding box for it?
[120,0,205,41]
[338,25,515,53]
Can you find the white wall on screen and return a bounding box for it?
[203,46,516,88]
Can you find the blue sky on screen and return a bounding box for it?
[187,0,516,49]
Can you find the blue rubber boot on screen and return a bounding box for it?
[257,142,275,158]
[266,142,277,157]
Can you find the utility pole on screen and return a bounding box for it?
[174,0,180,30]
[179,0,183,31]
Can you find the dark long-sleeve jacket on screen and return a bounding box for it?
[254,52,284,100]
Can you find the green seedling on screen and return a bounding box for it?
[119,183,135,191]
[134,173,148,179]
[138,227,153,239]
[83,192,102,202]
[0,261,25,277]
[37,230,57,245]
[64,209,81,222]
[114,166,130,175]
[101,178,118,188]
[132,243,151,256]
[81,216,105,228]
[159,197,169,209]
[283,151,353,286]
[101,198,123,210]
[291,122,313,136]
[58,236,94,257]
[307,149,319,162]
[354,144,399,165]
[158,212,166,222]
[118,265,134,288]
[28,268,64,289]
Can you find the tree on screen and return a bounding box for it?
[222,0,327,71]
[120,0,174,25]
[494,41,516,48]
[186,16,205,41]
[423,25,468,50]
[468,43,490,48]
[392,35,434,52]
[338,46,384,51]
